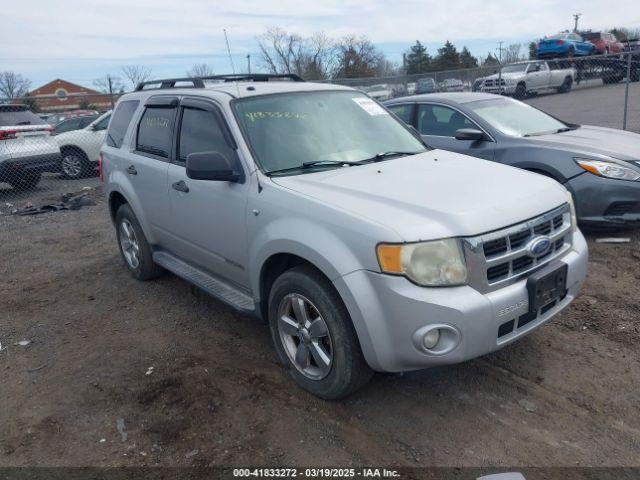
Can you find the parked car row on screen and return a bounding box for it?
[99,73,638,398]
[0,104,110,188]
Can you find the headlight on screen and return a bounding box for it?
[566,190,578,232]
[376,239,468,286]
[575,158,640,181]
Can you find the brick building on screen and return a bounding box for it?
[26,79,115,112]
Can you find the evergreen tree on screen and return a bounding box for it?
[435,41,460,70]
[529,42,538,60]
[404,41,432,74]
[483,52,500,66]
[459,47,478,69]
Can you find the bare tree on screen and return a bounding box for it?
[257,27,336,80]
[187,64,215,78]
[504,43,523,64]
[121,65,152,90]
[93,74,123,109]
[0,71,31,100]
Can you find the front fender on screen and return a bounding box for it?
[249,216,372,298]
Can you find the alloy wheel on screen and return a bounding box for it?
[119,220,140,269]
[62,155,82,178]
[277,293,333,380]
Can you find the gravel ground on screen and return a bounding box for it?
[1,178,639,469]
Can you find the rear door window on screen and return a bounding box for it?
[136,107,176,158]
[177,106,236,163]
[107,101,139,148]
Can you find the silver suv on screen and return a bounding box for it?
[102,74,588,399]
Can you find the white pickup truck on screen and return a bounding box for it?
[481,61,576,98]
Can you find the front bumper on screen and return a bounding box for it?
[334,230,588,372]
[567,172,640,227]
[483,84,517,95]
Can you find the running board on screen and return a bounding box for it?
[153,251,255,314]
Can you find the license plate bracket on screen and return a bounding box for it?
[527,262,568,312]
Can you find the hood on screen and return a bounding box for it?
[530,125,640,161]
[271,150,567,241]
[486,72,524,81]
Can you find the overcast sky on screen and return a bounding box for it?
[2,0,638,88]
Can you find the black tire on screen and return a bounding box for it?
[8,172,41,190]
[60,147,91,179]
[631,68,639,82]
[514,82,527,99]
[557,76,573,93]
[268,265,373,399]
[115,204,164,281]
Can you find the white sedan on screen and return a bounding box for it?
[55,111,111,179]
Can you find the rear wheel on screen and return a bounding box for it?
[115,204,164,281]
[268,265,372,399]
[557,76,573,93]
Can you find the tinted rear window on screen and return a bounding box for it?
[0,107,46,127]
[136,106,175,157]
[107,100,140,148]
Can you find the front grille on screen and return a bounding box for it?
[464,205,573,293]
[484,79,506,87]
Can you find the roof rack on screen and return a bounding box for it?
[135,73,305,91]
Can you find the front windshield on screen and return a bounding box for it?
[234,91,426,174]
[501,64,528,74]
[468,97,569,137]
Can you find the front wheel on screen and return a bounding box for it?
[268,265,372,399]
[60,149,90,179]
[513,83,527,99]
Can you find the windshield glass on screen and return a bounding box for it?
[468,97,568,137]
[548,34,568,40]
[234,91,426,174]
[501,64,528,73]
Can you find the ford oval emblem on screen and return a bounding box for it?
[527,236,552,258]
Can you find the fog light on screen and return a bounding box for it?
[423,329,440,349]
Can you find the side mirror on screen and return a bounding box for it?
[186,151,241,182]
[455,128,485,141]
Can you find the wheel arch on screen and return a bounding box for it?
[59,144,90,160]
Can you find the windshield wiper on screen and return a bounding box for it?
[554,126,578,134]
[16,121,31,126]
[357,150,423,163]
[302,160,365,168]
[267,152,423,176]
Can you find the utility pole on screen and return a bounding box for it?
[497,41,504,92]
[247,54,251,74]
[107,75,114,109]
[573,13,582,33]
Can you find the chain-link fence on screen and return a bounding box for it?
[1,52,638,203]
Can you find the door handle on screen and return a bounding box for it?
[126,165,137,175]
[172,180,189,193]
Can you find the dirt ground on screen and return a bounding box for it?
[1,177,639,470]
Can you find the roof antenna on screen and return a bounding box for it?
[224,29,241,97]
